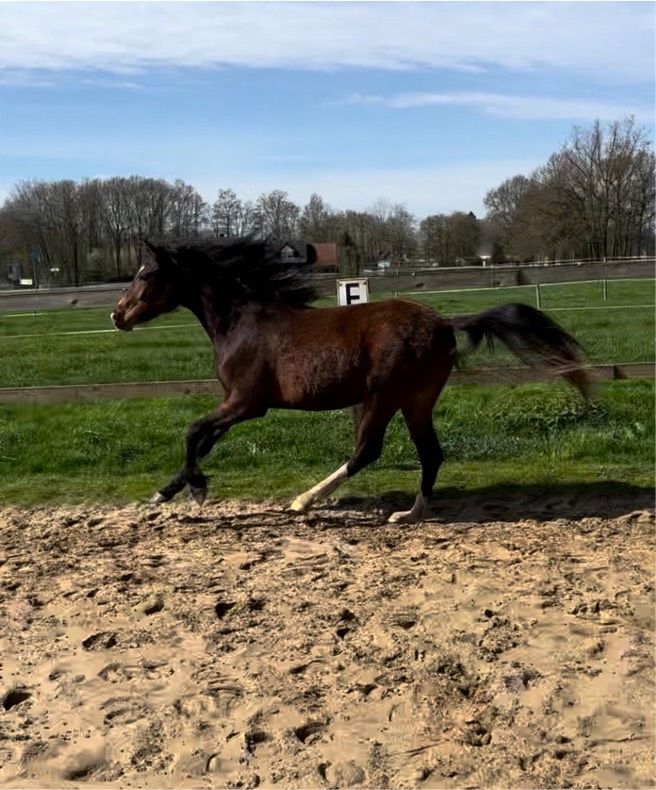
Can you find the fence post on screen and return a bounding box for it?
[602,278,608,302]
[535,283,542,310]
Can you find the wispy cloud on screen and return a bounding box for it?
[344,91,654,122]
[80,77,144,91]
[0,70,57,88]
[0,2,653,84]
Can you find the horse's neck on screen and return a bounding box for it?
[185,288,235,342]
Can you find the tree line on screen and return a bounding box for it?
[484,118,655,262]
[0,117,653,286]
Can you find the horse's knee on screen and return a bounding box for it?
[186,418,219,462]
[186,419,208,446]
[197,432,215,458]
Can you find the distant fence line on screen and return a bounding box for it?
[0,258,653,312]
[355,258,655,299]
[0,364,652,404]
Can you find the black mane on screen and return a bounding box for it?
[151,236,317,308]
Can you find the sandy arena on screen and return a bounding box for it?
[1,494,654,788]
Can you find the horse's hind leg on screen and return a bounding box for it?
[351,403,363,442]
[290,397,395,513]
[389,401,444,524]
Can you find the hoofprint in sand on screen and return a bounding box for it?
[1,498,653,789]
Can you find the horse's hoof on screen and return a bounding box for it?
[150,492,167,505]
[388,495,428,524]
[289,497,309,514]
[188,486,207,506]
[388,509,425,524]
[388,510,413,524]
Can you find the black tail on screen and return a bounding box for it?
[451,302,590,398]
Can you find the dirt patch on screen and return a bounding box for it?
[0,497,654,788]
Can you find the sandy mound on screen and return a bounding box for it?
[0,498,654,788]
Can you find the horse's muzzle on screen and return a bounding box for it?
[111,310,133,331]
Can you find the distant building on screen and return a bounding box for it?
[278,241,338,273]
[0,261,21,287]
[278,242,310,263]
[313,243,338,272]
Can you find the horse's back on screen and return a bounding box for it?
[328,294,451,339]
[316,297,451,335]
[252,299,455,410]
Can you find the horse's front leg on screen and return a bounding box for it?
[151,396,264,505]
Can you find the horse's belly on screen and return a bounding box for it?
[274,353,368,410]
[287,386,367,411]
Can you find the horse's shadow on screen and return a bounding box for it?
[331,481,654,524]
[169,481,652,532]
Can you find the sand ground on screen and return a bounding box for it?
[0,494,654,789]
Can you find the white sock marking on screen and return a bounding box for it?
[388,493,428,524]
[290,463,349,513]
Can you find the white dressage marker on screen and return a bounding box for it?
[337,278,369,307]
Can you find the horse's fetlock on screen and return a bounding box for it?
[187,471,208,491]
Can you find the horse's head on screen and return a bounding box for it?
[111,243,182,331]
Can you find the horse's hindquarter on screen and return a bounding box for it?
[269,300,455,410]
[363,300,455,393]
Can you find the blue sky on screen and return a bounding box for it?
[1,1,654,217]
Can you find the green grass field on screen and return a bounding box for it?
[0,277,653,505]
[0,381,652,505]
[0,278,653,388]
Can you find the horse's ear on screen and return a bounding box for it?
[143,240,171,269]
[143,240,160,262]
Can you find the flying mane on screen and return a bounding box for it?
[150,236,317,308]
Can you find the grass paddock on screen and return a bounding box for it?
[1,278,652,505]
[1,380,652,505]
[0,278,653,388]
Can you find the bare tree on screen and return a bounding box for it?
[338,210,378,263]
[168,180,208,238]
[211,188,242,237]
[255,190,300,239]
[419,211,479,264]
[420,214,451,263]
[386,204,417,260]
[299,193,333,241]
[52,180,85,285]
[4,182,56,282]
[125,177,171,267]
[486,118,655,261]
[4,180,86,284]
[102,177,131,277]
[484,175,533,248]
